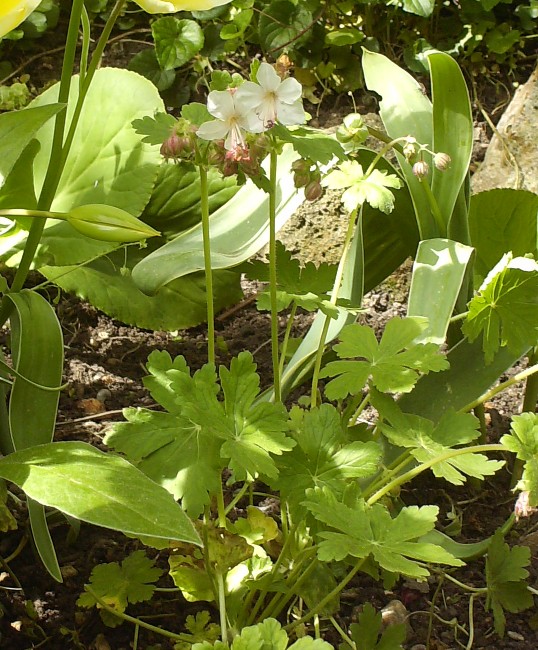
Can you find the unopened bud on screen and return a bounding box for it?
[304,180,323,201]
[160,133,191,160]
[67,205,160,243]
[336,113,368,146]
[293,171,310,188]
[402,136,418,162]
[434,152,451,171]
[412,160,430,179]
[514,491,537,520]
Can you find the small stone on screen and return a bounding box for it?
[77,398,106,415]
[60,565,78,579]
[96,388,111,403]
[507,631,525,641]
[381,599,409,627]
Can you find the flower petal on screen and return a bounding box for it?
[207,90,235,121]
[274,99,305,126]
[196,119,229,141]
[275,77,302,104]
[0,0,42,38]
[256,63,281,92]
[235,82,265,111]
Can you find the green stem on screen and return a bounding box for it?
[217,572,228,645]
[245,520,300,626]
[350,392,370,424]
[419,176,445,236]
[366,443,506,505]
[512,347,538,486]
[329,616,356,649]
[434,571,487,594]
[465,594,477,650]
[310,208,358,408]
[85,586,192,642]
[268,148,281,402]
[3,0,86,306]
[200,165,215,365]
[56,0,128,179]
[364,136,409,177]
[278,303,297,380]
[261,553,318,621]
[461,363,538,413]
[79,5,91,86]
[224,481,250,516]
[217,481,227,529]
[284,558,366,633]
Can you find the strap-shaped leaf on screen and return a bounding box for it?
[428,51,473,234]
[407,238,474,344]
[6,289,64,581]
[362,49,436,239]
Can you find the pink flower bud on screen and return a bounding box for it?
[160,133,191,160]
[514,491,537,520]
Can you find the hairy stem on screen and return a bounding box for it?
[269,148,281,402]
[310,208,358,407]
[200,165,215,364]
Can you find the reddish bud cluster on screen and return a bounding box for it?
[291,158,323,201]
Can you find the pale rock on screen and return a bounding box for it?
[472,64,538,194]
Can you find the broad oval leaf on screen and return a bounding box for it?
[0,103,64,191]
[0,441,201,544]
[29,67,163,216]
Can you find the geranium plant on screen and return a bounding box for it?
[0,2,537,648]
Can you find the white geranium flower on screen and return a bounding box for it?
[197,89,260,151]
[237,62,305,130]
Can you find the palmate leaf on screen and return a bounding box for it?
[347,602,405,650]
[303,487,463,578]
[485,530,533,636]
[170,352,294,482]
[462,253,538,363]
[77,550,162,626]
[104,354,222,517]
[501,412,538,504]
[372,390,503,485]
[321,317,448,400]
[270,405,381,518]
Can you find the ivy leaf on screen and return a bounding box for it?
[371,390,503,485]
[485,530,533,636]
[321,317,449,400]
[303,488,463,578]
[462,253,538,363]
[271,405,381,519]
[501,412,538,504]
[323,160,402,214]
[77,550,162,626]
[152,17,204,70]
[243,242,338,316]
[346,602,405,650]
